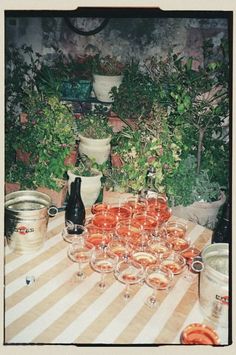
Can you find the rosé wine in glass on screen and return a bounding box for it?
[145,264,173,308]
[161,252,186,275]
[165,221,187,239]
[90,248,118,289]
[67,239,94,279]
[114,259,145,300]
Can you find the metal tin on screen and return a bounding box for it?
[180,323,220,345]
[199,243,229,327]
[5,190,56,254]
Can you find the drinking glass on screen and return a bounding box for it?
[114,259,145,300]
[170,236,191,253]
[123,196,147,214]
[165,220,187,240]
[161,251,186,275]
[107,240,132,260]
[181,246,203,282]
[92,211,117,231]
[115,219,141,247]
[145,264,174,308]
[107,203,133,222]
[90,248,118,289]
[86,223,113,249]
[147,238,172,260]
[131,250,157,268]
[151,225,168,240]
[62,221,88,243]
[132,212,158,233]
[91,202,108,214]
[67,239,94,280]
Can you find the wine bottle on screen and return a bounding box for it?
[139,166,159,199]
[211,197,231,244]
[65,177,86,229]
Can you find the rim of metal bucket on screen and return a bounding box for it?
[5,190,52,211]
[201,243,229,281]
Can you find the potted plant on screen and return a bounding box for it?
[107,102,182,194]
[5,91,77,207]
[67,155,105,208]
[110,60,157,129]
[165,155,226,229]
[35,49,94,102]
[75,107,113,164]
[145,39,229,228]
[91,54,125,103]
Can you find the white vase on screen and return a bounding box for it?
[172,192,226,229]
[92,74,123,103]
[78,134,111,164]
[67,169,102,208]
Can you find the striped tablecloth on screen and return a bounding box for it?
[4,206,229,345]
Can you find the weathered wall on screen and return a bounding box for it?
[5,16,228,65]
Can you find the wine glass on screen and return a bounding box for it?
[114,259,145,300]
[181,246,203,282]
[62,221,88,243]
[86,223,113,249]
[107,239,132,260]
[90,248,118,289]
[165,220,187,240]
[115,219,141,248]
[107,203,133,222]
[145,264,173,308]
[67,239,94,280]
[132,212,158,233]
[92,211,117,231]
[147,238,172,260]
[122,196,147,214]
[161,251,186,275]
[91,202,108,214]
[169,236,191,253]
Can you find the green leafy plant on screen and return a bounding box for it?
[75,108,113,139]
[92,54,125,76]
[70,154,108,177]
[145,39,229,190]
[6,93,76,191]
[108,102,182,194]
[111,61,157,121]
[165,155,223,207]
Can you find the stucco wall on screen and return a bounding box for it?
[5,15,229,65]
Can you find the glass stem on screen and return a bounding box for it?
[99,272,106,289]
[124,283,130,300]
[77,262,84,278]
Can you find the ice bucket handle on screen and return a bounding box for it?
[191,256,204,273]
[48,205,58,217]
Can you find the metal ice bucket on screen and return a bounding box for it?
[5,190,57,254]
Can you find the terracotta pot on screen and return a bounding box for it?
[64,149,78,166]
[16,149,31,164]
[5,182,21,195]
[111,153,124,168]
[19,112,28,124]
[108,115,138,132]
[36,182,68,208]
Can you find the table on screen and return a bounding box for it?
[4,193,229,345]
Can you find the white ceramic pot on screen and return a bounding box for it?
[78,134,111,164]
[172,192,226,229]
[92,74,123,103]
[67,169,102,208]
